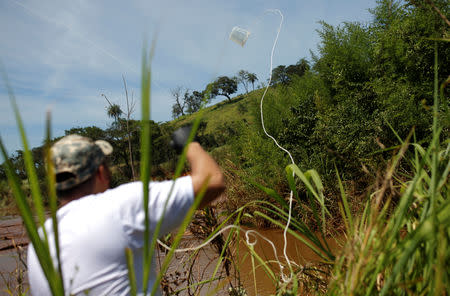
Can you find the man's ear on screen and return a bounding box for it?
[97,164,111,185]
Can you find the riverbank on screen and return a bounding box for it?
[0,216,28,295]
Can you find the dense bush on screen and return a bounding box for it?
[223,0,449,213]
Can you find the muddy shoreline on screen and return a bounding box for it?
[0,216,29,296]
[0,216,29,252]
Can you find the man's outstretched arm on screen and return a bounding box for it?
[186,142,225,208]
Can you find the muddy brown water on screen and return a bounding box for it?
[229,228,341,295]
[0,217,342,295]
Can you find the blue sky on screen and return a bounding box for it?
[0,0,377,156]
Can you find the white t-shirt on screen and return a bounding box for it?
[27,176,194,296]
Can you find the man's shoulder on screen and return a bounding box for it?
[103,180,142,196]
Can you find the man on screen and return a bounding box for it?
[27,132,225,295]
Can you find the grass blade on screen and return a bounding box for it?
[45,112,65,292]
[1,71,47,235]
[125,248,137,296]
[335,165,353,235]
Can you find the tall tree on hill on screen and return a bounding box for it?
[236,70,250,94]
[102,76,137,180]
[286,58,310,78]
[11,150,26,179]
[247,73,258,91]
[271,59,310,86]
[121,76,137,180]
[208,76,238,102]
[171,86,187,118]
[64,126,107,140]
[106,104,123,122]
[186,90,203,114]
[270,65,289,85]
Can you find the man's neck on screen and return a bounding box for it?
[59,190,94,207]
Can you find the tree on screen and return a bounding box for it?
[236,70,250,94]
[0,164,6,181]
[286,58,310,78]
[208,76,238,102]
[121,76,137,180]
[247,73,258,91]
[237,70,259,93]
[171,87,204,118]
[103,93,123,123]
[186,90,203,114]
[271,59,310,86]
[270,65,289,85]
[106,104,123,122]
[171,86,187,119]
[105,119,140,180]
[11,150,26,179]
[101,76,138,180]
[313,21,374,94]
[65,126,107,140]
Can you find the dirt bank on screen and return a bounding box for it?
[0,216,29,252]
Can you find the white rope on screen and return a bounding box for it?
[258,9,295,283]
[157,225,288,276]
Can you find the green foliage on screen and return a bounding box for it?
[236,70,258,94]
[208,76,238,102]
[170,86,187,119]
[236,70,251,94]
[277,73,330,172]
[185,90,203,114]
[270,65,289,85]
[226,119,289,209]
[371,0,449,83]
[247,73,258,91]
[10,150,26,179]
[313,21,373,93]
[271,58,310,86]
[64,126,107,140]
[106,104,123,121]
[0,164,6,180]
[171,88,204,119]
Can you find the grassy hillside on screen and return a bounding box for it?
[168,92,257,135]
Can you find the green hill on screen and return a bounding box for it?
[168,92,256,135]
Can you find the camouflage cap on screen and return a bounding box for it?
[51,134,113,191]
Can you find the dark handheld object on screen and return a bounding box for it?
[170,125,195,154]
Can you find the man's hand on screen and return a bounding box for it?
[170,125,194,154]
